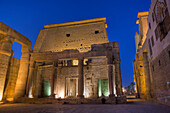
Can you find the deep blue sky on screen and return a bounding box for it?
[0,0,151,87]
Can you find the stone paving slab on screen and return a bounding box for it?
[0,101,170,113]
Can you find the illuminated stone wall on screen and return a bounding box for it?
[55,58,109,98]
[134,58,147,99]
[133,12,151,100]
[31,53,118,99]
[0,22,31,101]
[28,19,122,100]
[134,0,170,105]
[3,58,20,101]
[34,65,53,97]
[84,58,109,98]
[136,12,149,47]
[33,18,109,53]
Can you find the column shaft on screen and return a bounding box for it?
[0,36,13,101]
[34,67,42,98]
[143,52,151,99]
[14,46,30,99]
[25,61,35,97]
[115,60,122,96]
[77,58,84,98]
[50,63,56,98]
[107,57,114,97]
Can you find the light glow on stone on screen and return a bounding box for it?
[0,94,2,101]
[55,95,58,98]
[98,79,109,97]
[44,80,51,97]
[6,98,14,101]
[28,87,33,98]
[59,92,64,98]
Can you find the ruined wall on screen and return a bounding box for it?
[150,44,170,102]
[34,21,109,53]
[147,0,170,60]
[3,58,20,101]
[34,65,54,97]
[136,12,149,47]
[136,60,147,99]
[139,15,148,46]
[84,58,109,98]
[57,66,78,98]
[55,58,111,98]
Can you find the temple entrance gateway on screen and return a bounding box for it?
[98,79,109,97]
[66,78,78,97]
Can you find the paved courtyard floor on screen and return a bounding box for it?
[0,100,170,113]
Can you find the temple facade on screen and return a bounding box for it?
[0,17,124,103]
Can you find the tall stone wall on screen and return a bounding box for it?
[34,20,109,53]
[33,57,113,98]
[134,58,148,99]
[3,58,20,101]
[84,58,109,98]
[57,66,78,98]
[150,44,170,103]
[55,58,114,98]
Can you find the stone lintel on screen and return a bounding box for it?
[0,22,31,47]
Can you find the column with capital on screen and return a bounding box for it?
[0,36,14,101]
[77,58,84,98]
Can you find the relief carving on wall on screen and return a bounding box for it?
[154,0,170,41]
[154,0,167,23]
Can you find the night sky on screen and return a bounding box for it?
[0,0,151,87]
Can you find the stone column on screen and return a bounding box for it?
[50,62,56,98]
[114,59,122,96]
[112,65,116,96]
[25,60,35,97]
[77,58,84,98]
[54,66,58,96]
[0,36,13,101]
[135,54,143,97]
[133,59,140,98]
[143,52,151,99]
[14,46,30,99]
[33,66,42,98]
[107,56,114,97]
[113,41,122,96]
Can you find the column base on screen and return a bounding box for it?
[49,94,55,98]
[77,95,84,99]
[109,94,115,98]
[24,95,28,98]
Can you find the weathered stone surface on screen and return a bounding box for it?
[33,18,108,53]
[3,58,20,101]
[150,44,170,105]
[0,22,31,101]
[1,18,124,104]
[14,46,31,99]
[133,0,170,106]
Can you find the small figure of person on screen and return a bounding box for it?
[101,93,106,104]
